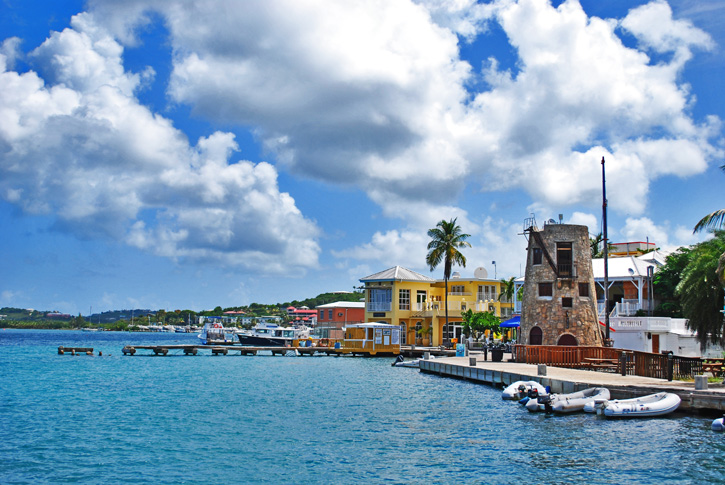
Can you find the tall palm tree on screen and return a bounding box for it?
[694,164,725,285]
[426,218,471,343]
[499,276,516,304]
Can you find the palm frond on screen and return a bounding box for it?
[694,209,725,234]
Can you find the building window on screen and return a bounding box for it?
[328,309,333,319]
[578,283,589,298]
[533,247,542,265]
[450,285,465,295]
[399,289,410,310]
[562,297,573,308]
[319,310,325,321]
[368,288,392,312]
[538,282,553,298]
[557,242,573,277]
[478,285,497,301]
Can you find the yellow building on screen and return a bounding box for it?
[359,266,515,347]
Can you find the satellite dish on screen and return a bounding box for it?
[474,267,488,279]
[548,218,557,224]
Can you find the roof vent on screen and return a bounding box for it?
[452,272,461,279]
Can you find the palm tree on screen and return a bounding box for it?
[426,218,471,344]
[694,164,725,285]
[499,276,516,304]
[590,232,604,258]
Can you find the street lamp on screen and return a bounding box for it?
[492,261,497,279]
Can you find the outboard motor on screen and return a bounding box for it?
[538,394,553,413]
[517,384,527,399]
[528,388,539,399]
[392,355,405,366]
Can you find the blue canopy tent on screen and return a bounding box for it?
[500,315,520,343]
[500,316,520,328]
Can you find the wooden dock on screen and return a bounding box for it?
[58,346,94,355]
[420,355,725,414]
[121,344,339,356]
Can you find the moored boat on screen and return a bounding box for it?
[391,355,436,368]
[502,381,548,400]
[595,392,681,418]
[526,387,610,413]
[237,323,310,347]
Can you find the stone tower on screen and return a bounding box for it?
[521,222,602,346]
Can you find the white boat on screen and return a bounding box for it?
[593,392,681,418]
[526,387,610,413]
[237,323,310,347]
[391,355,436,368]
[501,381,548,401]
[197,321,237,344]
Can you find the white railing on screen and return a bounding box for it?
[477,292,497,301]
[598,300,652,317]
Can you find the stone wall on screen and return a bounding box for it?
[521,223,603,346]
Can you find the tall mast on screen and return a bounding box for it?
[602,156,610,345]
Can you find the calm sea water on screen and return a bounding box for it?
[1,329,723,484]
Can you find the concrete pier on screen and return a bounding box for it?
[420,356,725,413]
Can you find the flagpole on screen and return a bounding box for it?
[602,157,611,346]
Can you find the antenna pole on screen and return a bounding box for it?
[602,157,611,346]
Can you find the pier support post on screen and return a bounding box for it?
[469,357,476,367]
[695,375,708,390]
[538,364,547,376]
[424,352,431,360]
[667,353,674,381]
[620,352,627,376]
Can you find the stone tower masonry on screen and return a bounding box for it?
[520,223,602,346]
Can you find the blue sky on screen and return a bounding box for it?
[1,0,723,314]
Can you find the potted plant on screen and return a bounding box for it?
[417,325,432,346]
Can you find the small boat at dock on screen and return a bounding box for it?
[526,387,610,413]
[237,323,311,347]
[502,381,548,400]
[588,392,681,418]
[391,355,436,368]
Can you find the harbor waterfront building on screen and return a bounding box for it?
[521,222,603,346]
[315,301,365,339]
[359,266,514,347]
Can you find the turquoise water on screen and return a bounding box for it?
[1,329,724,484]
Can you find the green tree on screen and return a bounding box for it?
[590,232,604,258]
[461,309,500,340]
[499,276,516,304]
[676,231,725,346]
[652,247,690,318]
[693,164,725,285]
[426,218,471,340]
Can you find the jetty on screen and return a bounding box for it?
[120,343,457,357]
[420,355,725,413]
[121,344,340,356]
[58,346,94,355]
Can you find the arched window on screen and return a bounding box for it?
[557,334,578,346]
[529,326,543,345]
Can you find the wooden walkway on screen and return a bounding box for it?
[420,356,725,414]
[121,344,339,356]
